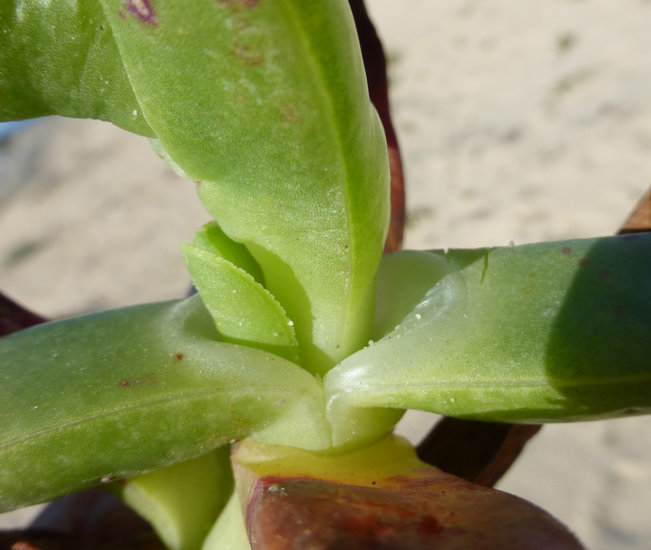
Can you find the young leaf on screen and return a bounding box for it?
[0,295,329,511]
[193,222,265,286]
[182,244,300,364]
[326,234,651,446]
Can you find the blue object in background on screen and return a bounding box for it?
[0,120,35,141]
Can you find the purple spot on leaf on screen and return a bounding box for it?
[580,259,590,267]
[124,0,158,26]
[561,247,572,255]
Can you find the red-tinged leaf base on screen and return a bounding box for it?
[235,437,583,550]
[247,473,583,550]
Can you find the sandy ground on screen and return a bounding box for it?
[1,1,650,548]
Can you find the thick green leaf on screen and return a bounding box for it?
[1,0,390,374]
[326,234,651,446]
[0,295,329,511]
[113,447,232,550]
[110,0,388,374]
[0,0,153,135]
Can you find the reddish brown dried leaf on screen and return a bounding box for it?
[618,187,651,234]
[0,530,165,550]
[0,293,47,337]
[349,0,405,253]
[247,471,583,550]
[235,438,583,550]
[417,418,541,487]
[0,530,83,550]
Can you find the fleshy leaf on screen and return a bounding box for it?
[113,447,232,550]
[0,0,153,135]
[182,244,300,364]
[0,295,329,511]
[232,436,583,550]
[326,234,651,446]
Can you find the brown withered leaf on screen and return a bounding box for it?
[349,0,405,253]
[417,418,541,487]
[235,437,583,550]
[0,530,79,550]
[247,472,583,550]
[0,530,164,550]
[618,187,651,235]
[0,293,47,337]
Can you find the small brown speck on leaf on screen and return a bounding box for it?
[173,353,184,361]
[561,247,572,255]
[118,373,156,388]
[580,259,591,267]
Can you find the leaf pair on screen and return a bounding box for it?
[2,234,650,511]
[1,0,390,374]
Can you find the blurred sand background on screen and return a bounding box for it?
[1,1,650,548]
